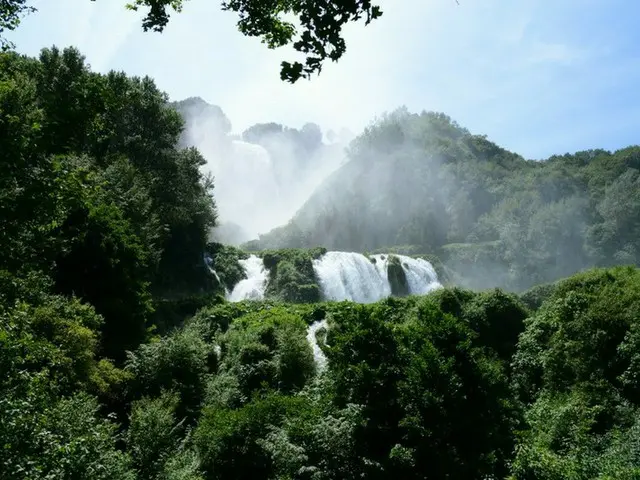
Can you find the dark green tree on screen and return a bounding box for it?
[1,0,382,82]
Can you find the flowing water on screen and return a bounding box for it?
[312,251,392,303]
[306,319,329,371]
[226,255,268,301]
[227,251,441,303]
[312,251,441,302]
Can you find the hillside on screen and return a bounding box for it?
[248,108,640,291]
[3,45,640,480]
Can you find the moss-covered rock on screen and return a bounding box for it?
[369,250,449,286]
[205,242,249,291]
[261,247,326,303]
[387,255,410,297]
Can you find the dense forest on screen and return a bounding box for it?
[2,45,640,480]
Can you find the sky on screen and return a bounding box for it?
[7,0,640,159]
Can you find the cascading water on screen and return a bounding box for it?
[394,255,441,295]
[313,252,392,303]
[370,254,390,280]
[306,319,329,371]
[313,251,441,303]
[227,255,268,302]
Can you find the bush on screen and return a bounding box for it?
[127,391,184,479]
[126,325,212,421]
[511,267,640,479]
[262,248,325,303]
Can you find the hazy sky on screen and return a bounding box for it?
[8,0,639,159]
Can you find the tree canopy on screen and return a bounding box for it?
[2,0,383,82]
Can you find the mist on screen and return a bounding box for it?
[173,97,353,244]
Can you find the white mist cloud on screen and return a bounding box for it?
[180,102,348,241]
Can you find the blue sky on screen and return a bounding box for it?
[7,0,640,159]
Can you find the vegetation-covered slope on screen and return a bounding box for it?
[3,43,640,480]
[0,46,218,356]
[251,108,640,292]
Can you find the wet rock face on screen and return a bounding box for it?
[388,255,410,297]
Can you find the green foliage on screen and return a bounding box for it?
[150,293,223,335]
[194,393,307,479]
[0,291,106,393]
[122,0,382,83]
[205,242,248,291]
[4,263,639,479]
[161,448,205,480]
[0,382,135,479]
[212,307,315,404]
[0,0,35,49]
[587,168,640,265]
[258,382,370,479]
[0,46,218,348]
[126,323,213,420]
[519,281,558,311]
[53,181,154,361]
[513,266,640,403]
[0,45,224,480]
[511,266,640,479]
[7,1,383,83]
[261,247,325,302]
[127,391,185,479]
[190,298,326,337]
[460,288,528,363]
[315,295,518,479]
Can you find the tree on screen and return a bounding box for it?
[127,0,383,82]
[1,0,382,83]
[0,0,34,49]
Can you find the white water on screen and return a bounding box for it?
[313,251,441,303]
[227,255,268,301]
[206,264,223,285]
[207,265,230,296]
[394,255,441,295]
[313,251,392,303]
[306,319,329,371]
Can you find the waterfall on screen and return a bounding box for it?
[205,254,230,296]
[370,253,390,279]
[313,251,391,303]
[306,319,329,371]
[313,251,441,302]
[208,266,222,284]
[227,255,268,302]
[208,266,230,296]
[394,255,441,295]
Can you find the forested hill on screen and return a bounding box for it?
[248,108,640,291]
[4,44,640,480]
